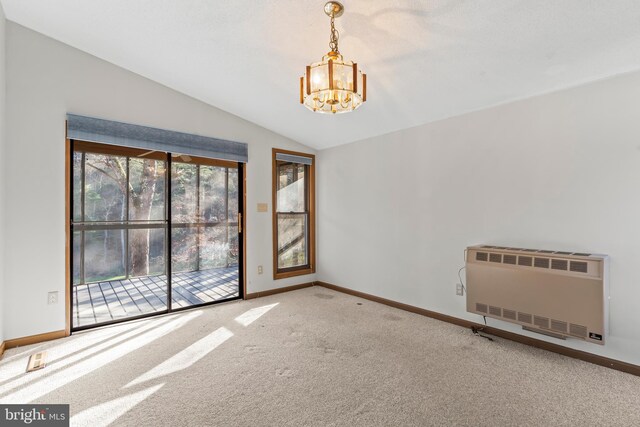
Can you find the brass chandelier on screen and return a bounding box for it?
[300,1,367,114]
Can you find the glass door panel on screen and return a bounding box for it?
[170,160,241,309]
[72,150,168,329]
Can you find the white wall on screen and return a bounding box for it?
[3,22,316,340]
[318,70,640,365]
[0,4,6,345]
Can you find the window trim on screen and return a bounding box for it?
[272,148,316,280]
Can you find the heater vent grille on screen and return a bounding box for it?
[478,246,592,256]
[534,258,550,269]
[518,256,533,266]
[476,303,488,313]
[473,247,594,275]
[503,309,517,320]
[551,319,568,333]
[26,351,48,373]
[489,306,502,317]
[534,315,550,329]
[503,255,517,265]
[569,323,588,338]
[551,259,568,271]
[570,261,588,273]
[518,312,532,324]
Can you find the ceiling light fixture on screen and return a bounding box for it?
[300,2,367,114]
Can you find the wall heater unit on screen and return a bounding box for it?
[466,245,609,345]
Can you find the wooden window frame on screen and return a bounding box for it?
[272,148,316,280]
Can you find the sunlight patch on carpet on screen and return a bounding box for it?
[0,316,174,395]
[0,311,202,404]
[234,303,279,327]
[0,321,141,385]
[125,327,233,388]
[70,383,164,427]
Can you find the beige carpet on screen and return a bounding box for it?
[1,286,639,426]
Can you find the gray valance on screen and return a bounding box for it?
[67,114,248,163]
[275,152,313,165]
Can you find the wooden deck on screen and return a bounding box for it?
[73,267,239,328]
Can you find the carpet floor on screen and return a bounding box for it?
[1,286,639,426]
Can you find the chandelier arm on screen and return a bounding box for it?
[314,95,326,109]
[340,92,351,108]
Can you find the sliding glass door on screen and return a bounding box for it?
[71,141,242,331]
[170,159,240,308]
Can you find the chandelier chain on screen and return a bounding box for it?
[329,15,340,54]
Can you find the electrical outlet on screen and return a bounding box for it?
[456,283,464,296]
[48,291,59,305]
[258,265,263,275]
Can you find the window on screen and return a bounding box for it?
[272,149,315,279]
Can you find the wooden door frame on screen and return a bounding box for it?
[65,139,72,336]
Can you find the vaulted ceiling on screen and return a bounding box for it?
[3,0,640,149]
